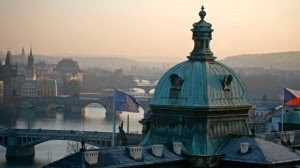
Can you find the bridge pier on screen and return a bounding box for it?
[5,132,35,162]
[105,108,122,120]
[6,145,35,162]
[143,87,154,95]
[69,104,82,113]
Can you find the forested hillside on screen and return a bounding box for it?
[222,51,300,70]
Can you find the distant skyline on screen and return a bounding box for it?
[0,0,299,61]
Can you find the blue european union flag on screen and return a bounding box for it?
[115,90,140,113]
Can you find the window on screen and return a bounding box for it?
[169,74,184,99]
[222,74,233,91]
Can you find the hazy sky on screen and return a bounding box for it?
[0,0,299,61]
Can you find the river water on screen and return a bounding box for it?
[0,104,144,168]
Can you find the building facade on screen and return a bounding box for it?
[21,80,37,98]
[65,77,82,97]
[21,78,58,98]
[20,49,58,98]
[36,78,57,98]
[53,58,83,96]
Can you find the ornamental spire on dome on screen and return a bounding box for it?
[199,5,206,20]
[188,5,216,61]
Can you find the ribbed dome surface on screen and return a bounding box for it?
[151,60,250,109]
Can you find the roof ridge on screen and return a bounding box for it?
[254,138,269,164]
[213,134,232,155]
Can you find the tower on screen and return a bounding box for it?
[25,48,36,80]
[1,51,18,102]
[21,47,26,56]
[27,48,34,68]
[5,51,12,68]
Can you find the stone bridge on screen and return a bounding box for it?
[20,91,152,116]
[0,128,141,161]
[134,80,157,94]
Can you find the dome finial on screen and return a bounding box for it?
[188,5,215,61]
[199,5,206,20]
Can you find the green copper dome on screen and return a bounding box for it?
[150,60,250,110]
[142,6,251,157]
[150,6,250,110]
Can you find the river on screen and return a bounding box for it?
[0,104,144,168]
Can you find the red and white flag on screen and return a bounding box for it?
[284,88,300,107]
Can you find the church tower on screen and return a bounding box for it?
[21,47,26,56]
[27,48,34,68]
[5,51,12,68]
[25,48,36,80]
[1,51,18,102]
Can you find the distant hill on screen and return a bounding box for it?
[221,51,300,70]
[37,55,138,70]
[0,54,138,70]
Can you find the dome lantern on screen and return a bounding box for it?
[188,5,216,61]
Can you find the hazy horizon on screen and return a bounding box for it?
[1,0,299,62]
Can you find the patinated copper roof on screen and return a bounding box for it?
[216,135,300,165]
[151,60,250,110]
[150,6,250,110]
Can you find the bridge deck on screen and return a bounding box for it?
[0,128,142,148]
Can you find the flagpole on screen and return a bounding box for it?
[127,114,129,133]
[281,88,286,133]
[112,89,116,147]
[281,88,287,133]
[281,105,285,133]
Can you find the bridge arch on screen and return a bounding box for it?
[149,88,155,94]
[81,103,107,113]
[12,130,114,149]
[29,137,111,149]
[130,87,146,93]
[78,95,114,116]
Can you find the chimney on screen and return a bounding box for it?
[240,142,250,154]
[287,131,295,143]
[151,144,163,157]
[84,151,98,165]
[173,142,182,155]
[281,133,288,143]
[275,139,282,145]
[129,146,143,160]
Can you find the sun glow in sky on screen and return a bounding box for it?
[0,0,299,61]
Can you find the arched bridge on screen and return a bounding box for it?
[134,79,157,94]
[79,92,153,114]
[20,91,153,116]
[0,128,141,161]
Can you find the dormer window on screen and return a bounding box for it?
[169,74,184,99]
[222,74,233,91]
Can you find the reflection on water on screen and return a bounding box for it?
[0,104,144,168]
